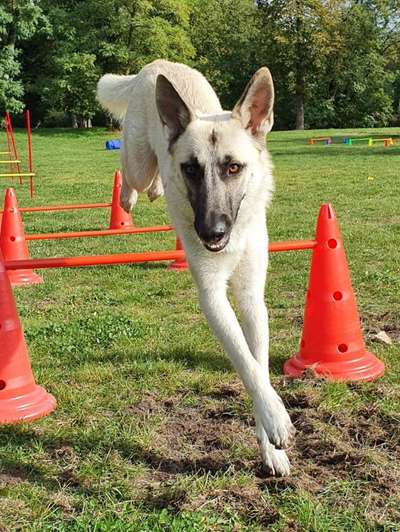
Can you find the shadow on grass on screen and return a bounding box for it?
[141,346,231,372]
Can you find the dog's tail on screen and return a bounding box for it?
[96,74,137,121]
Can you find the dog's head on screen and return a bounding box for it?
[156,68,274,252]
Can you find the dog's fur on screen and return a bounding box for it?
[97,60,295,476]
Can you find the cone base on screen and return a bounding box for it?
[0,385,56,424]
[109,221,135,230]
[169,260,188,271]
[8,269,43,287]
[284,351,385,382]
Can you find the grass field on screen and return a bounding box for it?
[0,127,399,531]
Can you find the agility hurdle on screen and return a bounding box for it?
[309,136,332,145]
[1,112,35,197]
[0,176,173,285]
[0,201,386,424]
[343,137,371,146]
[368,138,393,147]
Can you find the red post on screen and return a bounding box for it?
[5,113,22,185]
[4,116,14,176]
[26,110,34,198]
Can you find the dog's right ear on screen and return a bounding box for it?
[156,75,193,147]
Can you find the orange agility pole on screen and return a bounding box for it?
[5,249,186,270]
[26,110,34,197]
[25,224,174,241]
[0,248,56,424]
[0,188,43,286]
[4,240,317,271]
[16,202,112,213]
[284,203,384,382]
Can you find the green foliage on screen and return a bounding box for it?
[189,0,259,108]
[1,0,399,128]
[0,0,48,113]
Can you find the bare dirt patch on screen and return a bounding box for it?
[129,382,400,525]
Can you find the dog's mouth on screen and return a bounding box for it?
[202,234,230,253]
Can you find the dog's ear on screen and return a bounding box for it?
[232,67,274,138]
[156,74,193,147]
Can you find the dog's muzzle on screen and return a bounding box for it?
[195,214,232,253]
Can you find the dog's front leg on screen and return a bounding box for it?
[196,276,294,451]
[231,248,291,476]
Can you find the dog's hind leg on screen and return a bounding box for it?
[120,130,158,212]
[230,225,291,476]
[147,174,164,202]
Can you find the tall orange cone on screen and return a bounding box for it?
[169,236,188,271]
[284,203,385,381]
[0,188,43,286]
[0,248,56,424]
[109,170,134,229]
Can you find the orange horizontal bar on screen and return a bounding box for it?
[269,240,316,252]
[26,225,174,240]
[16,202,112,213]
[5,240,316,271]
[5,249,185,270]
[0,172,35,177]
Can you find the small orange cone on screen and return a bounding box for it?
[109,170,134,229]
[169,236,188,271]
[0,248,56,424]
[284,203,385,382]
[0,188,43,286]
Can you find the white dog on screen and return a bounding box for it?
[97,60,295,476]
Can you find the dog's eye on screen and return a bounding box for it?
[182,163,199,178]
[185,165,197,175]
[228,163,241,175]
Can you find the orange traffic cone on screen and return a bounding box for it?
[0,249,56,424]
[169,236,188,271]
[284,203,385,381]
[109,170,134,229]
[0,188,43,286]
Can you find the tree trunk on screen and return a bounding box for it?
[72,114,78,128]
[295,78,305,130]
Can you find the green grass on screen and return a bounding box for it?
[0,127,399,531]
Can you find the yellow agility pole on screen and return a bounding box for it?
[0,160,21,164]
[0,172,35,178]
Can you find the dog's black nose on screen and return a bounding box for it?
[195,213,231,244]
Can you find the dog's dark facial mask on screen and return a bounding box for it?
[180,153,246,252]
[156,67,274,252]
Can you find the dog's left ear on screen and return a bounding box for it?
[232,67,274,138]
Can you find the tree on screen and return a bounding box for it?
[22,0,195,126]
[190,0,260,109]
[257,0,345,129]
[0,0,48,113]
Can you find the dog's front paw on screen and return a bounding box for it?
[256,423,291,476]
[258,393,295,450]
[260,445,291,477]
